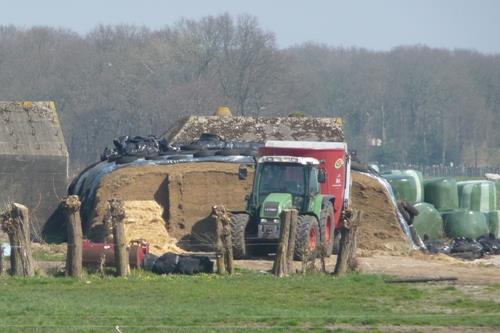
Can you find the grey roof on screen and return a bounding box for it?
[164,116,344,144]
[0,101,68,157]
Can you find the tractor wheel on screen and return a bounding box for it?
[319,202,335,257]
[294,215,320,261]
[230,213,250,259]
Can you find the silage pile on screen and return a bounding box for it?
[86,162,253,251]
[350,171,412,256]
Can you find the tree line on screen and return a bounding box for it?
[0,13,498,171]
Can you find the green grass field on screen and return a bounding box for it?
[1,271,499,332]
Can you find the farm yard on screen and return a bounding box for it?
[1,5,500,333]
[1,103,500,333]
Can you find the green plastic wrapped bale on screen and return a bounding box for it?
[442,210,489,239]
[402,170,424,203]
[486,211,500,238]
[424,178,459,211]
[413,202,444,240]
[384,174,418,204]
[457,180,497,212]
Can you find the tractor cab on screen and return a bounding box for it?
[249,156,325,218]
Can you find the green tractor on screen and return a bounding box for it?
[231,155,336,260]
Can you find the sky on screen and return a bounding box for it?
[0,0,499,54]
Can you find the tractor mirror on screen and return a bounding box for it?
[318,169,326,183]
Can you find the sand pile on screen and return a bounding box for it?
[87,162,253,251]
[350,171,411,256]
[122,200,183,255]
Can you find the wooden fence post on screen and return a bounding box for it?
[273,209,292,277]
[0,203,34,276]
[221,209,234,275]
[109,198,129,277]
[286,209,298,274]
[334,210,363,276]
[62,195,83,278]
[212,206,226,274]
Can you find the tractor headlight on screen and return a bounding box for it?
[260,218,280,224]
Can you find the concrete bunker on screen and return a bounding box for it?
[0,101,68,238]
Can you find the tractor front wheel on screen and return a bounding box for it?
[294,215,320,261]
[230,213,250,259]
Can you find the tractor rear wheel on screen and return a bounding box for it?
[319,202,335,257]
[294,215,319,261]
[230,213,250,259]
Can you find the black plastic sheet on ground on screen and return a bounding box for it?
[424,239,451,255]
[449,237,484,260]
[425,236,500,260]
[150,252,213,275]
[477,235,500,255]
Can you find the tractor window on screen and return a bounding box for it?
[258,163,305,196]
[309,168,320,194]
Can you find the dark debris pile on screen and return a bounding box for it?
[424,235,500,260]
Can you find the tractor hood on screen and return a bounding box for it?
[259,193,293,219]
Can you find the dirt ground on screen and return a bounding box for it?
[233,253,500,285]
[4,240,500,286]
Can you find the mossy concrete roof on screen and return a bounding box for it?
[0,101,68,157]
[165,116,344,144]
